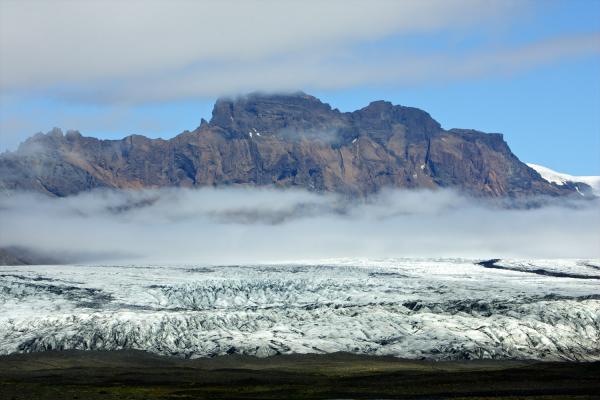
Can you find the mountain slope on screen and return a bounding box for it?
[0,92,579,197]
[527,163,600,196]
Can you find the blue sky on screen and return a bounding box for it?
[1,0,599,174]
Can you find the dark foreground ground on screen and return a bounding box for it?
[0,351,598,400]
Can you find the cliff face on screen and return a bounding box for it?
[0,92,576,197]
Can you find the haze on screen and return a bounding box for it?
[1,188,598,264]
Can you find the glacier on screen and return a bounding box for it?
[0,258,599,361]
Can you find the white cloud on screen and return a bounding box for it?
[0,0,529,101]
[1,187,598,264]
[2,1,596,104]
[93,32,600,103]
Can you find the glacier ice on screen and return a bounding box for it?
[0,258,598,360]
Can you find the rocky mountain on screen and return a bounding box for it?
[0,92,585,197]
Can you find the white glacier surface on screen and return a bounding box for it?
[0,258,599,361]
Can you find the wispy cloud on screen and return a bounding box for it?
[0,0,545,103]
[89,32,599,103]
[2,1,597,104]
[1,188,598,264]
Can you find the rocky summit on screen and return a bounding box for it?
[0,92,582,197]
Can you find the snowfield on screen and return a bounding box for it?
[1,259,599,361]
[527,163,600,196]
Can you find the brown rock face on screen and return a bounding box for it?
[0,92,575,197]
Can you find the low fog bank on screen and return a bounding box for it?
[1,187,598,264]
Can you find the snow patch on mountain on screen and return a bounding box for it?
[527,163,600,195]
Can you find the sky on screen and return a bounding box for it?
[0,0,599,175]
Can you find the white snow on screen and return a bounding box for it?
[352,138,357,144]
[527,163,600,195]
[248,131,253,138]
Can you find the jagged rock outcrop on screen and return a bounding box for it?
[0,92,580,197]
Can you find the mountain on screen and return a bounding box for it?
[527,163,600,196]
[0,247,60,266]
[0,92,585,197]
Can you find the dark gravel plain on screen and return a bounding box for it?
[1,350,599,399]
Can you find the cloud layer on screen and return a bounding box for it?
[1,187,598,264]
[0,1,514,87]
[5,0,598,103]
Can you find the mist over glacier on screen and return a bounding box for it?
[1,187,598,263]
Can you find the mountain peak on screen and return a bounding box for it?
[352,99,441,142]
[211,91,329,119]
[209,92,343,138]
